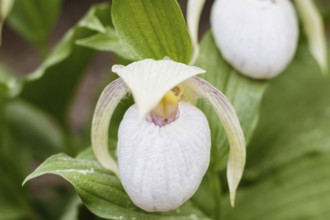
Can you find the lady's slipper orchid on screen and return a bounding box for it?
[91,59,245,211]
[210,0,299,79]
[187,0,327,77]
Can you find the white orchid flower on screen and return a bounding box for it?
[91,59,245,211]
[210,0,299,79]
[188,0,328,78]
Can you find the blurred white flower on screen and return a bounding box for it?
[188,0,327,77]
[91,59,245,211]
[210,0,299,79]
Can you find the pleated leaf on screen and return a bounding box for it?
[6,100,65,158]
[76,28,136,61]
[7,0,62,53]
[112,0,192,63]
[246,43,330,177]
[24,150,210,220]
[224,153,330,220]
[20,3,110,127]
[190,172,222,219]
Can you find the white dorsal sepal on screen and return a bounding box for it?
[112,59,205,120]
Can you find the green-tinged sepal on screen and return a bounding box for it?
[91,79,129,175]
[295,0,328,75]
[186,77,246,206]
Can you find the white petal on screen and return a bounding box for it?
[295,0,328,75]
[187,0,206,64]
[185,76,246,206]
[211,0,299,79]
[117,103,211,212]
[91,79,129,175]
[112,59,205,120]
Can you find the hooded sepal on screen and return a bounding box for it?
[112,59,205,120]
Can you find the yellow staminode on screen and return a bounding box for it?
[163,90,178,105]
[153,87,183,120]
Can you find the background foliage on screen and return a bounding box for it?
[0,0,330,219]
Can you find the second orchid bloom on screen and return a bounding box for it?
[91,59,245,211]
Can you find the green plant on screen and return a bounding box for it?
[0,0,329,219]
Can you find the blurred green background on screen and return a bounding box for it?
[1,0,330,219]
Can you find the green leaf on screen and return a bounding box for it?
[0,156,39,220]
[112,0,192,63]
[224,42,330,220]
[0,65,19,151]
[223,153,330,220]
[76,28,136,60]
[0,202,26,220]
[24,150,210,220]
[78,5,106,33]
[77,2,112,34]
[0,65,21,98]
[20,30,94,127]
[196,32,267,171]
[245,43,330,177]
[191,172,222,220]
[7,0,62,54]
[5,100,65,157]
[20,3,112,127]
[60,196,82,220]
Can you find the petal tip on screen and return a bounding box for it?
[230,192,236,207]
[112,64,125,73]
[194,66,206,74]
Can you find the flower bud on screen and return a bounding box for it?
[211,0,299,79]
